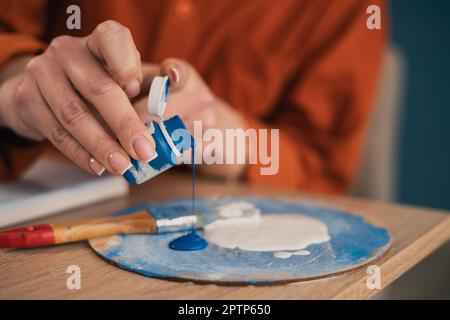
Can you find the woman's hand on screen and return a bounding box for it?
[0,19,247,180]
[134,59,248,180]
[0,20,157,176]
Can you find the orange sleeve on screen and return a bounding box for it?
[0,0,47,68]
[0,0,48,180]
[244,0,387,193]
[0,33,45,69]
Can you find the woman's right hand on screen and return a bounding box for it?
[0,20,157,176]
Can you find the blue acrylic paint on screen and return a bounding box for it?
[168,137,208,251]
[168,230,208,251]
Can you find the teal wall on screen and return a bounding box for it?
[390,0,450,210]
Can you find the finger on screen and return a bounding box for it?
[28,56,132,174]
[159,58,214,114]
[87,20,143,98]
[17,77,101,175]
[53,37,156,163]
[4,75,44,140]
[159,58,192,91]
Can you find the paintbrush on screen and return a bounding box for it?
[0,202,260,249]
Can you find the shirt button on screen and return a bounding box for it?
[174,0,195,19]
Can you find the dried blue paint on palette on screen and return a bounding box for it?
[89,197,391,284]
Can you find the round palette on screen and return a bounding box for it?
[90,197,391,284]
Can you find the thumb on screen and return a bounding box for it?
[160,58,192,92]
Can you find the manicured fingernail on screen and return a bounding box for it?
[133,136,157,162]
[169,66,181,84]
[89,157,105,176]
[124,79,141,98]
[108,151,132,174]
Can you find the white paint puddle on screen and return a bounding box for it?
[216,201,258,218]
[204,207,330,258]
[273,250,311,259]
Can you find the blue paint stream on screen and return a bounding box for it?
[169,138,208,251]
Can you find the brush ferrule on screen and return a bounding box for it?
[156,214,197,233]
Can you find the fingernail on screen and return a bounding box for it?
[108,151,132,174]
[124,79,141,98]
[89,157,105,176]
[133,136,157,162]
[169,66,181,84]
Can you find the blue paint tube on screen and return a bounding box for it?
[122,76,193,185]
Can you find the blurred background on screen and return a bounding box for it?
[353,0,450,210]
[392,0,450,211]
[0,0,448,299]
[355,0,450,299]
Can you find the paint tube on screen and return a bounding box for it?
[122,76,193,185]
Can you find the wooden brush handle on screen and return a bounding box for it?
[0,210,158,248]
[52,210,157,244]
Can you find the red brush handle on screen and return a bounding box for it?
[0,209,157,249]
[0,224,55,248]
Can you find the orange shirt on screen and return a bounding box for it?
[0,0,386,193]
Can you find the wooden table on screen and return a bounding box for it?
[1,172,449,299]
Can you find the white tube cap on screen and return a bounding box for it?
[147,76,170,118]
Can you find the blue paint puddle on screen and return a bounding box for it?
[169,230,208,251]
[169,138,208,251]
